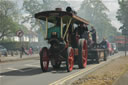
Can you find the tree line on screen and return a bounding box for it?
[78,0,121,42]
[0,0,121,42]
[117,0,128,31]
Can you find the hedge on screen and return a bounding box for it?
[0,41,29,51]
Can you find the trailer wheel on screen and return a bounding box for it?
[51,59,61,69]
[96,52,100,64]
[104,51,107,61]
[78,39,88,68]
[40,47,49,72]
[66,47,74,72]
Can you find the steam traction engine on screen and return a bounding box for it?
[35,8,89,72]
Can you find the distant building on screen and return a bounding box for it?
[115,36,128,51]
[11,30,38,42]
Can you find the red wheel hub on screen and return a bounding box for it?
[82,40,87,67]
[68,48,74,71]
[42,48,49,71]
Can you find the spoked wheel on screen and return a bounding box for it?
[66,47,74,72]
[96,51,100,64]
[51,59,61,69]
[78,39,88,68]
[40,47,49,72]
[104,50,107,61]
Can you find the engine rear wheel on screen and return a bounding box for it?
[40,47,49,72]
[78,39,88,68]
[66,47,74,72]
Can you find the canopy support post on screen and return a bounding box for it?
[61,17,63,38]
[63,18,72,40]
[45,17,48,39]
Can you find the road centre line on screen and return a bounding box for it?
[28,62,40,65]
[7,67,24,72]
[50,53,123,85]
[49,64,100,85]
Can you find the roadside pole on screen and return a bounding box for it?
[16,30,24,58]
[125,35,127,56]
[20,37,22,58]
[122,29,128,56]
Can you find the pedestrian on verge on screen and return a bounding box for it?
[21,46,25,55]
[29,47,32,55]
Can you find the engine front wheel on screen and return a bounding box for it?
[40,47,49,72]
[66,47,74,72]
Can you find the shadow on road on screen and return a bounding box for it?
[51,67,69,73]
[0,60,99,76]
[0,67,51,76]
[51,67,80,74]
[50,60,99,74]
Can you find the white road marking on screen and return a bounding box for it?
[7,68,24,72]
[0,76,3,78]
[25,64,40,68]
[50,52,123,85]
[49,64,99,85]
[30,62,40,64]
[22,69,34,72]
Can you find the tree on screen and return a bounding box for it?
[22,0,70,47]
[22,0,69,31]
[78,0,119,41]
[0,0,20,40]
[117,0,128,30]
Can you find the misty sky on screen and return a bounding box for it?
[12,0,121,30]
[67,0,121,30]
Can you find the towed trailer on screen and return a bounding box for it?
[88,44,108,64]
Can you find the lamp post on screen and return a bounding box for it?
[125,34,126,56]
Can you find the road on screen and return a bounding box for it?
[0,52,124,85]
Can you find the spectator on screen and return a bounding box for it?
[29,47,33,55]
[21,46,25,55]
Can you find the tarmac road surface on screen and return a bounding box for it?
[0,52,124,85]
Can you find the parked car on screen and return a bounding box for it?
[0,45,8,56]
[100,39,113,56]
[111,43,118,53]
